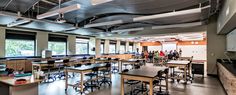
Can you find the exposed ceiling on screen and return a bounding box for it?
[0,0,221,38]
[114,32,206,42]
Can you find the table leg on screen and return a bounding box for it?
[121,75,124,95]
[184,66,187,82]
[149,79,153,95]
[80,72,84,93]
[165,75,169,92]
[65,69,68,92]
[120,61,123,72]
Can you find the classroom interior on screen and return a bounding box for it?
[0,0,235,95]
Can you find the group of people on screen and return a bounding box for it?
[141,49,182,63]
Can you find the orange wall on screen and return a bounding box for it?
[141,40,206,46]
[140,42,162,46]
[177,40,206,45]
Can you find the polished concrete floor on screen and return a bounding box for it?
[39,64,226,95]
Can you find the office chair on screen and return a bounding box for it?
[99,63,112,86]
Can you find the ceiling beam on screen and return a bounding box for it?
[152,22,202,29]
[133,5,210,22]
[7,19,31,27]
[41,0,58,5]
[36,4,81,19]
[83,5,210,28]
[84,20,123,28]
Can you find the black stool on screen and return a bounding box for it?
[84,67,100,92]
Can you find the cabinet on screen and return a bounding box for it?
[227,29,236,51]
[5,59,30,72]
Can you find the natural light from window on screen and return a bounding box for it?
[5,39,35,57]
[48,42,66,55]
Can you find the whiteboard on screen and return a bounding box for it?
[148,46,162,52]
[177,45,206,60]
[162,43,177,52]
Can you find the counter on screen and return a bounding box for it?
[0,76,41,95]
[217,63,236,95]
[96,54,133,59]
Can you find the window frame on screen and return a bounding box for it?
[109,43,116,54]
[48,41,67,56]
[5,30,36,57]
[76,42,89,54]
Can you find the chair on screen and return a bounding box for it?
[155,68,169,95]
[144,69,169,95]
[74,64,82,67]
[175,57,193,83]
[122,69,141,95]
[84,67,100,92]
[45,60,56,82]
[85,62,92,65]
[99,63,112,86]
[57,59,71,79]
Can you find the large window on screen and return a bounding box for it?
[48,34,67,55]
[5,30,36,57]
[76,38,89,54]
[48,42,66,55]
[109,44,116,53]
[6,39,35,57]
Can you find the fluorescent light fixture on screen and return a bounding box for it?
[37,4,81,19]
[133,5,210,22]
[84,20,123,28]
[91,0,112,5]
[180,37,203,41]
[111,27,144,33]
[7,19,31,27]
[152,22,202,29]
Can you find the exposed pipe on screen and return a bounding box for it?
[3,0,13,10]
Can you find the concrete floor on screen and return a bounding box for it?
[39,64,226,95]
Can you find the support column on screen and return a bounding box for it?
[0,27,5,57]
[67,35,76,55]
[89,37,96,55]
[36,32,48,56]
[104,39,110,54]
[125,41,129,52]
[95,38,101,57]
[116,40,121,53]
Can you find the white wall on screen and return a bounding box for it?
[177,45,207,60]
[147,46,162,52]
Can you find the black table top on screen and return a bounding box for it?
[66,63,107,71]
[120,66,167,78]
